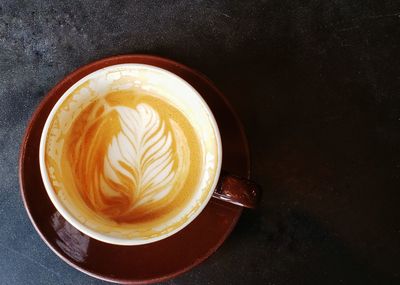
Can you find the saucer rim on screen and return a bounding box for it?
[19,54,250,284]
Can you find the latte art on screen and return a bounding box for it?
[104,104,184,210]
[62,92,201,224]
[69,100,191,222]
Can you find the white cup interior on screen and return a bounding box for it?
[39,64,222,245]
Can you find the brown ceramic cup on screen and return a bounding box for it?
[39,64,260,245]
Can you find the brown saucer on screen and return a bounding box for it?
[19,55,250,284]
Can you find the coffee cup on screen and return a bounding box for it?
[39,64,260,245]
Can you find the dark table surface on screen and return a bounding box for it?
[1,1,400,284]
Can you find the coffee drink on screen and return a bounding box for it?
[61,91,203,223]
[41,65,221,243]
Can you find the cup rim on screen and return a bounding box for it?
[39,63,222,245]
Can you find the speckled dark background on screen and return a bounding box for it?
[1,0,400,284]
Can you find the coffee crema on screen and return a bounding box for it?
[45,90,207,237]
[62,91,203,224]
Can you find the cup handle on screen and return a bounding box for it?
[212,171,261,208]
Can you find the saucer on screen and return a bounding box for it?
[19,55,250,284]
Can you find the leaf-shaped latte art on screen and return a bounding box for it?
[88,103,190,222]
[65,97,192,223]
[103,104,175,205]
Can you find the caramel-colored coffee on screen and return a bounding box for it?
[49,90,203,227]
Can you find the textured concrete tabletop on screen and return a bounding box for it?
[1,1,400,284]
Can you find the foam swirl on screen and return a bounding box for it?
[69,101,190,222]
[105,104,177,207]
